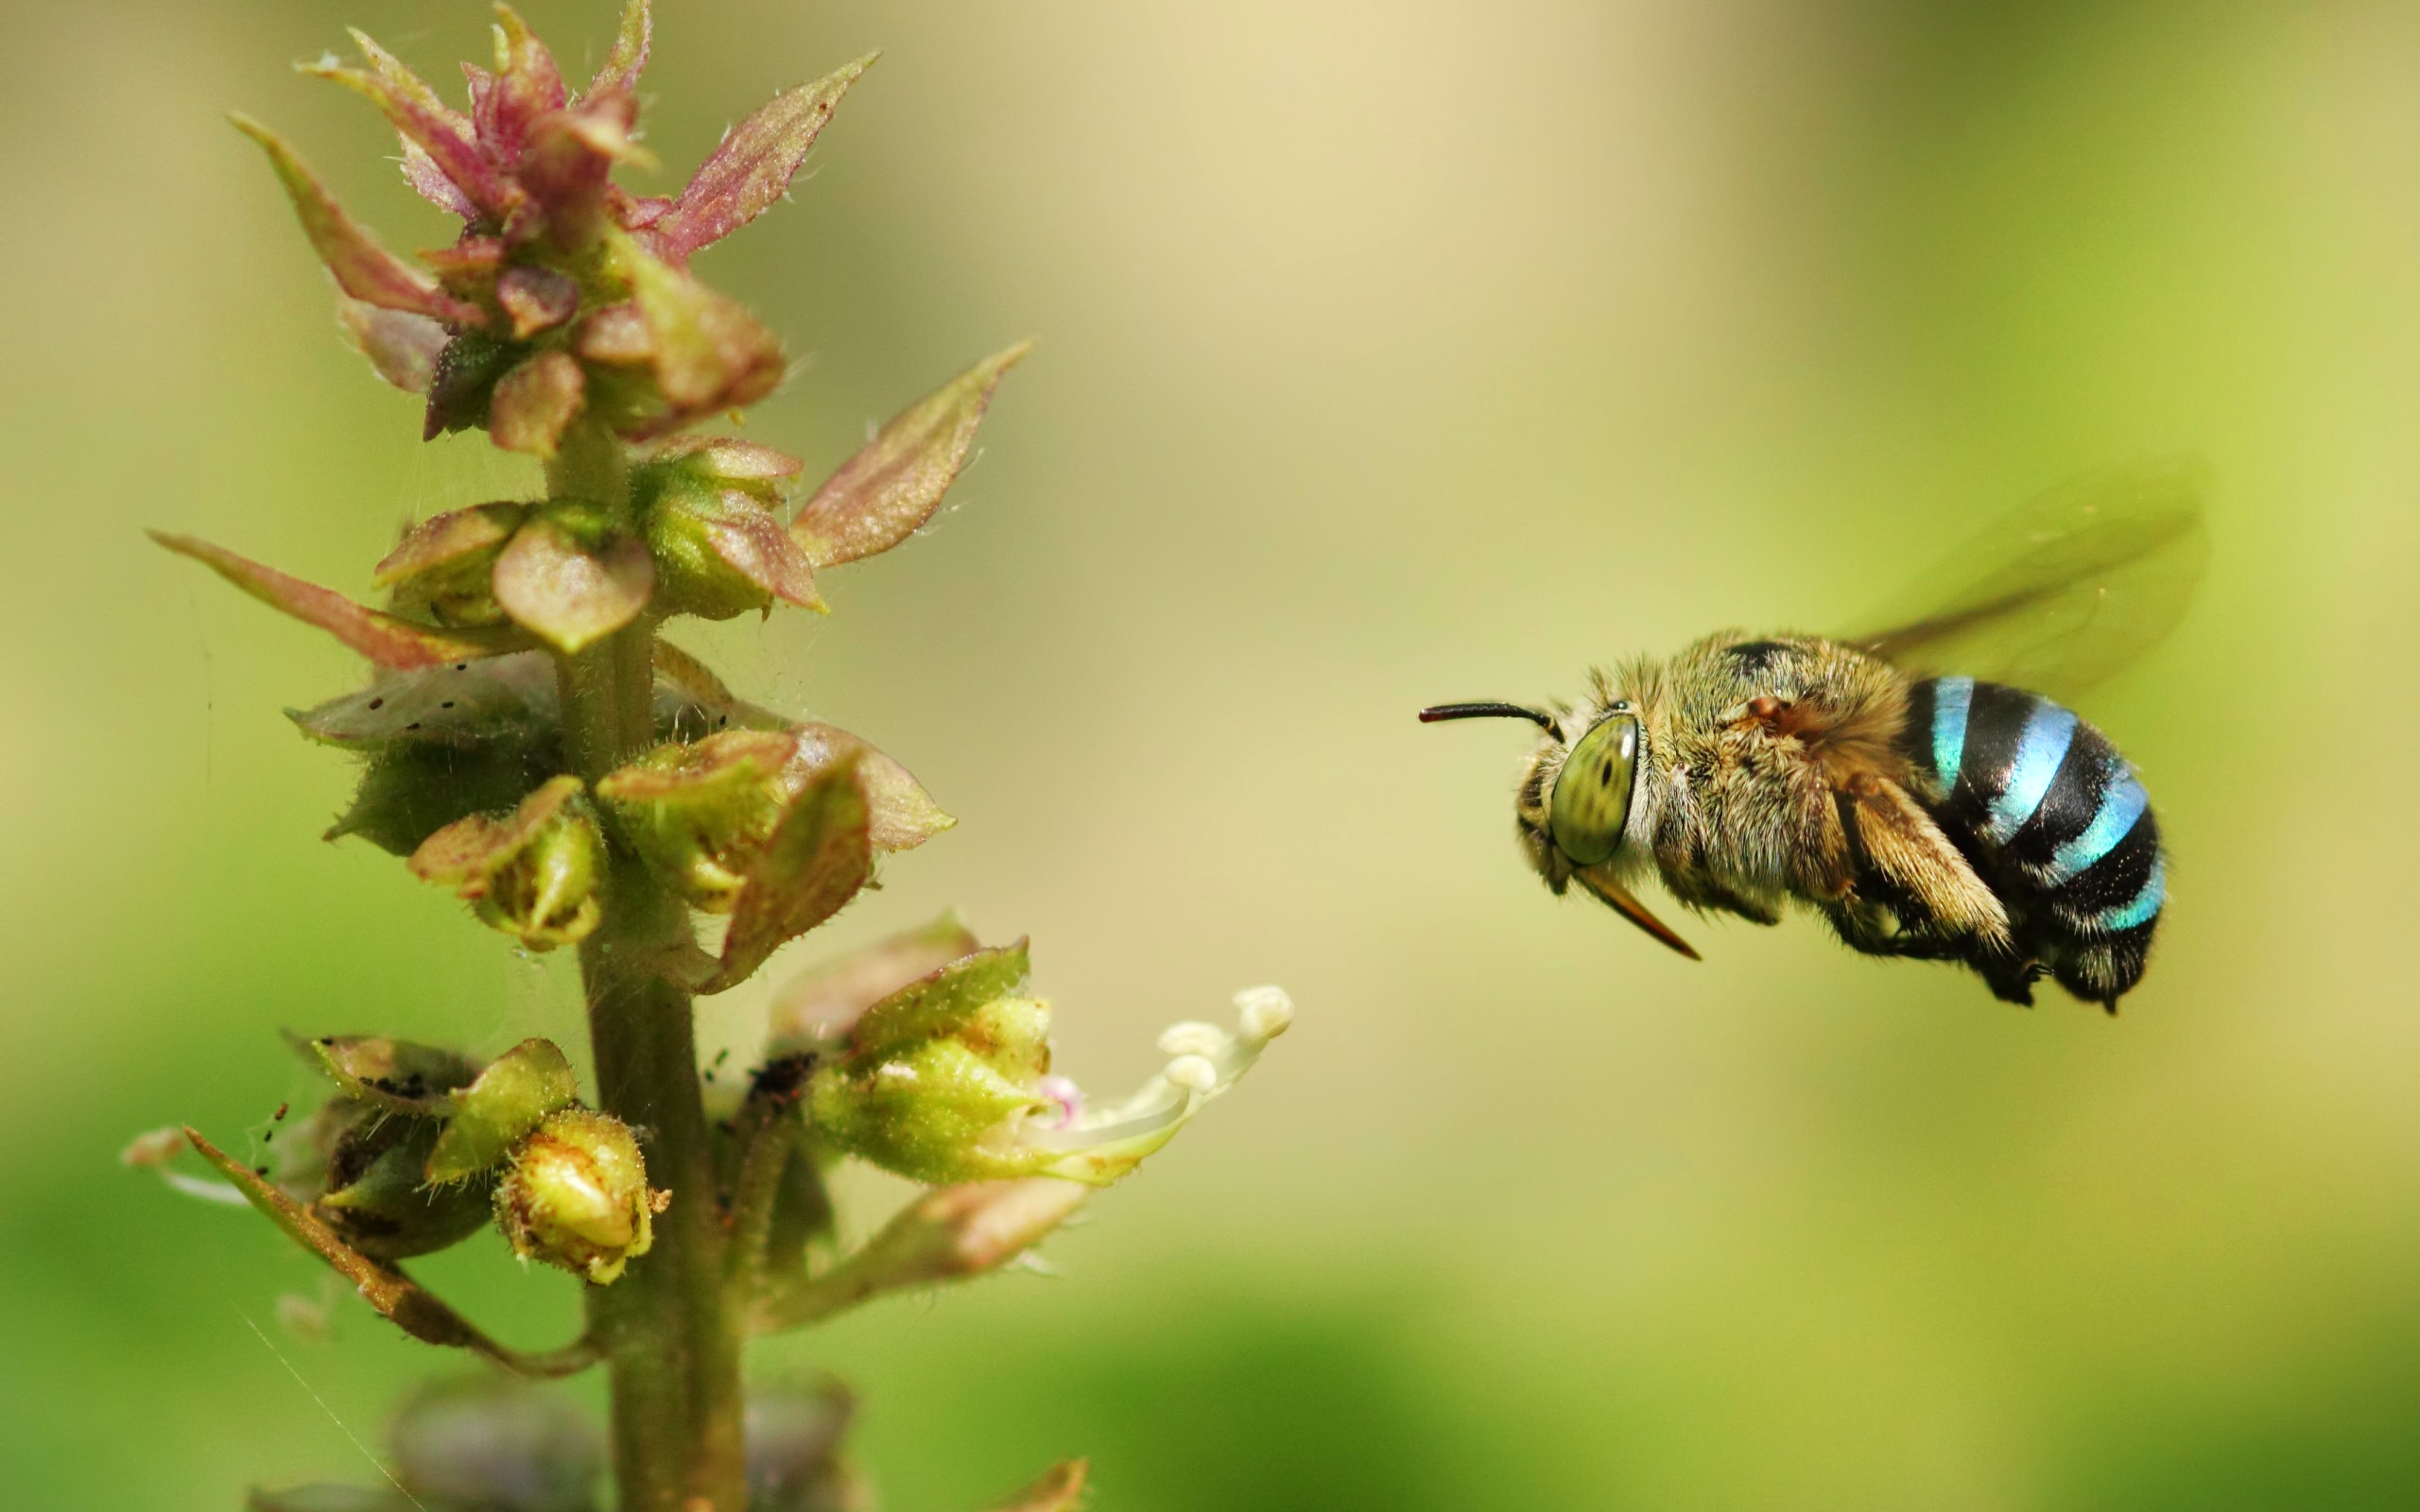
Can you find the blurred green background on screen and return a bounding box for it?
[4,0,2417,1506]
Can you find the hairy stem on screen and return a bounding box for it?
[551,422,749,1512]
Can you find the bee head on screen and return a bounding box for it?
[1418,698,1644,873]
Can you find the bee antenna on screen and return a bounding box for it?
[1418,701,1561,734]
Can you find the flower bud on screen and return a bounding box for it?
[373,502,526,627]
[808,989,1056,1186]
[632,435,820,620]
[493,1108,667,1284]
[304,1103,495,1262]
[807,943,1290,1188]
[640,479,822,621]
[595,731,791,911]
[409,776,606,950]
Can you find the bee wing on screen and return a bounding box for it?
[1845,460,2208,703]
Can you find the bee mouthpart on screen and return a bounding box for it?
[1417,701,1561,735]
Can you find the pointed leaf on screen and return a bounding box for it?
[307,50,516,219]
[302,1035,478,1113]
[489,351,588,456]
[151,532,529,668]
[492,517,654,651]
[788,722,951,850]
[699,759,873,994]
[481,5,567,159]
[649,53,877,262]
[402,142,478,217]
[425,1037,579,1183]
[184,1128,594,1376]
[232,116,483,326]
[754,1178,1089,1332]
[587,0,653,99]
[793,341,1031,566]
[337,298,448,393]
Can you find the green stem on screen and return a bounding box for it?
[550,423,749,1512]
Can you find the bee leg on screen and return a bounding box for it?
[1834,775,2011,951]
[1671,879,1783,926]
[1974,949,2044,1006]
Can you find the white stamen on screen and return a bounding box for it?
[1155,1022,1229,1058]
[1165,1055,1219,1094]
[1233,985,1294,1042]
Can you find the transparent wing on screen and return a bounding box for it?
[1844,460,2208,703]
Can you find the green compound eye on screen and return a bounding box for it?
[1549,713,1639,867]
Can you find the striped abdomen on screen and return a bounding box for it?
[1897,677,2165,1007]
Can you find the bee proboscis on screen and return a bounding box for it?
[1422,462,2206,1011]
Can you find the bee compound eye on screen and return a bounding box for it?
[1548,713,1639,867]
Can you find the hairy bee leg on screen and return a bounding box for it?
[1574,867,1701,960]
[1837,775,2011,949]
[1668,877,1784,926]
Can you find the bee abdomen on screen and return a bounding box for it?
[1897,677,2165,1005]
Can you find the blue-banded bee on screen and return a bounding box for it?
[1422,463,2205,1011]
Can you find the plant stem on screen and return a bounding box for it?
[550,424,749,1512]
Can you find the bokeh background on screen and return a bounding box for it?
[5,0,2418,1506]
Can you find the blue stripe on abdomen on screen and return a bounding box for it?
[1982,702,2079,841]
[1929,676,1974,792]
[2087,855,2166,933]
[2042,772,2149,886]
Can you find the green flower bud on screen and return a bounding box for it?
[595,730,792,911]
[633,438,821,621]
[409,776,606,951]
[807,943,1293,1188]
[493,1108,666,1285]
[298,1101,493,1262]
[808,992,1054,1186]
[372,502,527,627]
